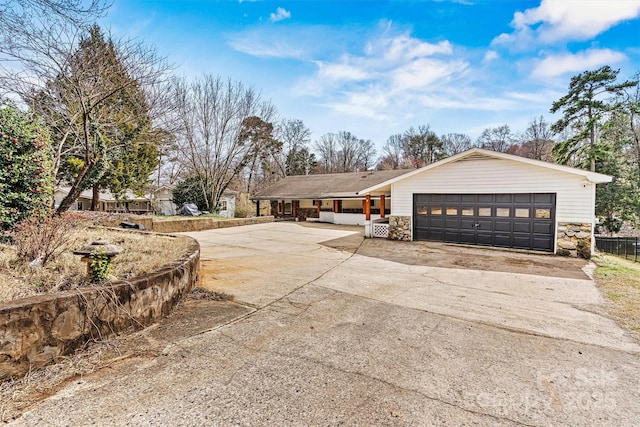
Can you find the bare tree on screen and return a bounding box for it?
[273,118,311,177]
[476,124,515,153]
[315,131,376,173]
[170,74,276,211]
[517,116,555,162]
[378,133,406,170]
[403,125,444,168]
[441,133,473,157]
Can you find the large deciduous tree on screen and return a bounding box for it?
[550,66,637,172]
[170,74,276,212]
[516,116,555,162]
[403,125,444,168]
[315,131,376,173]
[273,118,312,177]
[476,124,515,153]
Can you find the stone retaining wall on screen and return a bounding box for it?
[556,222,593,259]
[151,216,274,233]
[388,216,412,241]
[0,238,200,379]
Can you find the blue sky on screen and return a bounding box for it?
[101,0,640,150]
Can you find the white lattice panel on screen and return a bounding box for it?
[372,223,389,238]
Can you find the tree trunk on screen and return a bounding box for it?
[91,184,100,211]
[55,161,94,214]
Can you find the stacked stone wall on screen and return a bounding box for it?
[388,216,412,241]
[0,238,200,379]
[556,222,593,259]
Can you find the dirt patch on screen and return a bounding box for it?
[322,233,589,279]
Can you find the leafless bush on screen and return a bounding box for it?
[12,215,79,266]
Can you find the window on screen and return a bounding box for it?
[220,200,228,211]
[515,208,529,218]
[431,207,442,215]
[535,208,551,219]
[461,207,474,216]
[77,201,83,211]
[416,204,428,215]
[446,207,458,215]
[478,207,491,217]
[496,208,510,217]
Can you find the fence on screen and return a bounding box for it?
[595,236,640,262]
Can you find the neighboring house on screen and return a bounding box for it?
[150,185,237,218]
[54,187,151,214]
[150,185,177,216]
[253,148,612,256]
[54,185,238,217]
[216,191,237,218]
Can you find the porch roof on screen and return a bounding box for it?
[252,169,412,200]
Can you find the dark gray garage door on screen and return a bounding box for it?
[413,193,556,252]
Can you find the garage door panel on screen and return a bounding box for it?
[494,220,512,232]
[460,219,476,230]
[513,221,531,233]
[494,234,513,247]
[533,222,554,235]
[476,232,494,245]
[414,193,556,252]
[445,218,460,228]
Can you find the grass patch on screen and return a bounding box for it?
[593,254,640,342]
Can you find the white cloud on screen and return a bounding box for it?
[270,7,291,23]
[531,49,627,78]
[483,50,499,63]
[494,0,640,47]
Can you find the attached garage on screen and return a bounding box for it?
[357,148,612,257]
[413,193,556,252]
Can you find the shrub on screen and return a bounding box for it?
[172,176,209,211]
[234,193,253,218]
[0,105,54,230]
[12,214,78,266]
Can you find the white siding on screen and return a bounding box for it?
[391,158,596,223]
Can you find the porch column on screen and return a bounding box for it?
[280,201,285,216]
[317,200,321,217]
[365,194,371,221]
[380,195,385,219]
[333,200,339,214]
[256,200,260,217]
[293,200,298,218]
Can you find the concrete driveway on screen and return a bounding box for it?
[11,222,640,426]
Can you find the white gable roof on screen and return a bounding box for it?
[357,148,612,195]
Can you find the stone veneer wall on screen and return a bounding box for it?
[297,208,319,221]
[388,216,412,241]
[556,222,593,259]
[151,216,274,233]
[0,238,200,379]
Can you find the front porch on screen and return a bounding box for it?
[258,195,391,234]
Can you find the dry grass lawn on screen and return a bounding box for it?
[594,254,640,342]
[0,227,193,303]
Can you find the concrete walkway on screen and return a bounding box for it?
[10,222,640,426]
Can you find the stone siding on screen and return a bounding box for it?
[556,222,593,259]
[0,239,200,379]
[388,216,412,241]
[297,208,319,221]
